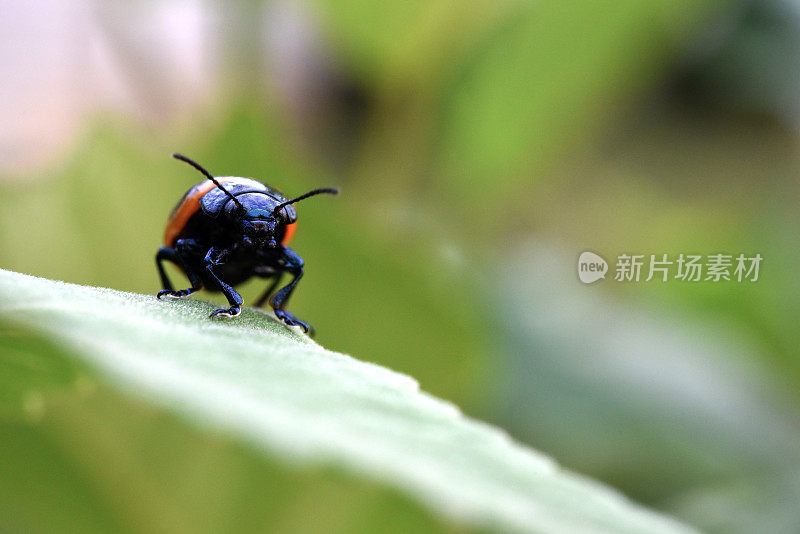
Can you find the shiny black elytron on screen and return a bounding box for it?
[156,153,338,334]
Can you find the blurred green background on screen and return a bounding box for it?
[2,0,800,532]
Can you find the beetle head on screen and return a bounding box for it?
[237,209,281,249]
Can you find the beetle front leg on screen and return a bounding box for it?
[204,247,244,318]
[269,247,312,334]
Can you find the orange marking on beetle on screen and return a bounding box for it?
[164,180,221,247]
[282,222,297,246]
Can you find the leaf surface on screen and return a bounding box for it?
[0,269,696,534]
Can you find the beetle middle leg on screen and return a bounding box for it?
[156,244,203,299]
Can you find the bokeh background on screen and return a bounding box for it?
[2,0,800,532]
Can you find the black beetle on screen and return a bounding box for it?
[156,153,338,333]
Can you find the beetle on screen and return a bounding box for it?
[156,153,338,334]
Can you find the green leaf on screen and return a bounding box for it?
[0,269,696,533]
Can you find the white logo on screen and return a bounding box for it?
[578,251,608,284]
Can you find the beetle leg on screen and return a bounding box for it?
[204,247,244,318]
[156,246,203,299]
[176,238,206,256]
[269,247,312,334]
[253,272,282,308]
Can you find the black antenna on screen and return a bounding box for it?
[173,153,245,212]
[273,187,339,216]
